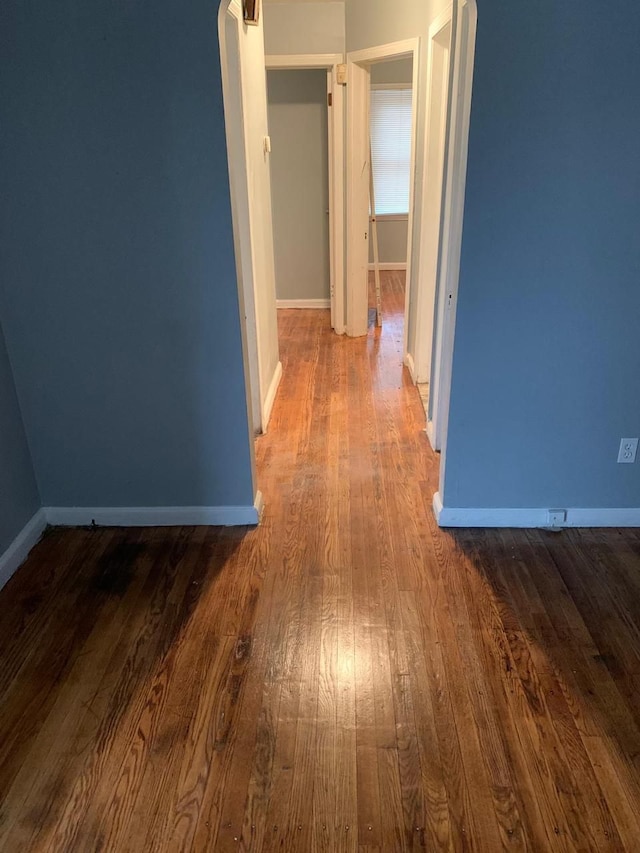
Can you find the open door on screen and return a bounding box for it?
[345,40,420,342]
[327,66,345,335]
[346,60,371,338]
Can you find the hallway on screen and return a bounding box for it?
[1,278,640,850]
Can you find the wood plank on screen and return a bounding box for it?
[1,275,640,850]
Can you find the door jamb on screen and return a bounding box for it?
[412,8,453,392]
[265,53,345,335]
[429,0,478,502]
[218,0,260,493]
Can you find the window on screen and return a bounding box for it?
[370,87,412,217]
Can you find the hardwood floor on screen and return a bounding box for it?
[2,273,640,851]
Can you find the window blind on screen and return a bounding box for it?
[370,88,412,216]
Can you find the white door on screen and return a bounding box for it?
[346,60,371,338]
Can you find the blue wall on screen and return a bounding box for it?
[0,0,255,509]
[443,0,640,510]
[0,322,40,554]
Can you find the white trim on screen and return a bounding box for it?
[368,262,407,271]
[346,38,420,343]
[219,0,262,468]
[44,499,263,528]
[265,53,345,335]
[0,509,47,591]
[426,419,437,450]
[412,6,453,387]
[347,39,420,66]
[261,360,282,431]
[404,352,417,383]
[371,83,412,92]
[432,0,478,467]
[433,494,640,529]
[265,54,342,70]
[253,490,265,523]
[277,299,331,309]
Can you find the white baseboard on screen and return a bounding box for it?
[262,360,282,432]
[368,262,407,271]
[433,492,640,529]
[404,352,417,383]
[276,299,330,309]
[426,420,438,452]
[254,490,265,523]
[0,495,266,590]
[44,495,263,529]
[0,509,48,592]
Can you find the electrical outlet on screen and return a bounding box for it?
[617,438,638,464]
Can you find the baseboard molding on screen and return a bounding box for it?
[44,497,263,529]
[404,352,417,383]
[0,509,48,592]
[368,262,407,271]
[254,490,265,523]
[0,495,266,588]
[433,493,640,529]
[262,360,282,432]
[426,420,438,452]
[276,299,330,309]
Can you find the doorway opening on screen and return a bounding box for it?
[346,39,419,347]
[219,0,478,520]
[267,68,331,316]
[264,54,344,346]
[265,54,345,335]
[366,55,415,358]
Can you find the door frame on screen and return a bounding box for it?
[265,54,346,335]
[219,0,283,450]
[345,38,420,342]
[428,0,478,469]
[218,0,260,492]
[411,8,453,391]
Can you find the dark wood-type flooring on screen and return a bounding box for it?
[2,273,640,851]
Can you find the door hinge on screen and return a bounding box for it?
[328,92,333,107]
[337,64,347,85]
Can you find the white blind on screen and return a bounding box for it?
[370,88,412,216]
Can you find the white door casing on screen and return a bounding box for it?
[428,0,477,464]
[412,9,453,390]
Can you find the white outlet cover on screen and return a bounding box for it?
[617,438,638,464]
